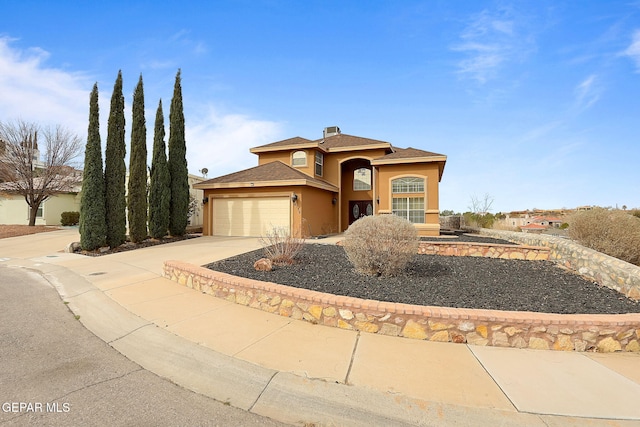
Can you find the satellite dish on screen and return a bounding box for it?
[200,168,208,178]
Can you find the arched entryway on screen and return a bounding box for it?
[340,158,374,232]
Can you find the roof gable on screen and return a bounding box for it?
[251,133,391,154]
[194,161,338,192]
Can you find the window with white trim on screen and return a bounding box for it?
[392,177,424,193]
[353,168,371,191]
[315,152,323,176]
[391,177,425,223]
[292,151,306,167]
[29,202,43,219]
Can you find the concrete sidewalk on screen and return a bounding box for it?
[1,229,639,426]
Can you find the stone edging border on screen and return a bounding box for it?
[477,229,640,301]
[417,241,549,260]
[163,259,640,353]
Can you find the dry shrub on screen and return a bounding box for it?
[568,208,640,266]
[259,226,305,266]
[343,214,419,276]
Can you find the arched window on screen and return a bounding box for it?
[292,151,306,167]
[392,177,424,193]
[353,168,371,191]
[391,177,425,223]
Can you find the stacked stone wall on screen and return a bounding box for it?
[477,229,640,301]
[418,241,549,260]
[164,260,640,352]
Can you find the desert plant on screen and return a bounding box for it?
[342,214,419,277]
[61,211,80,226]
[259,226,305,266]
[462,211,495,229]
[568,208,640,266]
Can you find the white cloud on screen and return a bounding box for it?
[573,74,600,112]
[186,106,284,177]
[452,8,534,84]
[0,37,90,137]
[623,29,640,71]
[0,36,283,176]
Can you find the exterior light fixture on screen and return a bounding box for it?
[332,197,337,205]
[291,193,298,203]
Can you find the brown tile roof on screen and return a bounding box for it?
[250,137,314,151]
[312,133,391,151]
[251,133,391,153]
[375,147,445,160]
[194,161,338,191]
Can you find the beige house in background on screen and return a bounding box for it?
[0,174,205,228]
[0,191,81,226]
[195,126,447,237]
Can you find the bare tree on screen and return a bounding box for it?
[0,119,83,226]
[468,193,494,215]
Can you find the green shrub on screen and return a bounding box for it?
[559,222,569,230]
[61,211,80,226]
[343,214,419,277]
[462,212,495,229]
[568,208,640,266]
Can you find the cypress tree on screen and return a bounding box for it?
[79,83,106,250]
[104,70,127,248]
[168,69,189,236]
[127,74,148,243]
[149,99,170,239]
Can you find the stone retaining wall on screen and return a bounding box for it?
[477,229,640,301]
[417,241,549,260]
[163,260,640,352]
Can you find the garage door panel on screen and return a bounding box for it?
[213,197,290,237]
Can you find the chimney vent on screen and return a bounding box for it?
[323,126,341,139]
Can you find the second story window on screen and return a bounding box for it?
[292,151,306,167]
[315,152,323,176]
[353,168,371,191]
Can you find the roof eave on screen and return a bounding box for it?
[370,155,448,165]
[325,143,391,153]
[195,179,338,192]
[250,142,319,154]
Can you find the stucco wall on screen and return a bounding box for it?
[0,193,79,226]
[375,163,441,236]
[298,186,338,236]
[43,193,80,225]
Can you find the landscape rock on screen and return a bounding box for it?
[65,241,81,253]
[253,258,273,271]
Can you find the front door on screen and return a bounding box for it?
[349,200,373,224]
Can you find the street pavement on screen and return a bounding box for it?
[0,265,287,426]
[1,228,640,426]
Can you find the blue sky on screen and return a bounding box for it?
[1,1,638,213]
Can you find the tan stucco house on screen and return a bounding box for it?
[195,127,447,237]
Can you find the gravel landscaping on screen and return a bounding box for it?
[206,242,640,315]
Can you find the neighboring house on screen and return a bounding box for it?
[531,216,563,228]
[0,173,204,228]
[503,212,565,229]
[195,126,447,237]
[520,223,547,233]
[0,173,83,226]
[187,174,204,228]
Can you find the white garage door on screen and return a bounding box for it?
[213,197,290,237]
